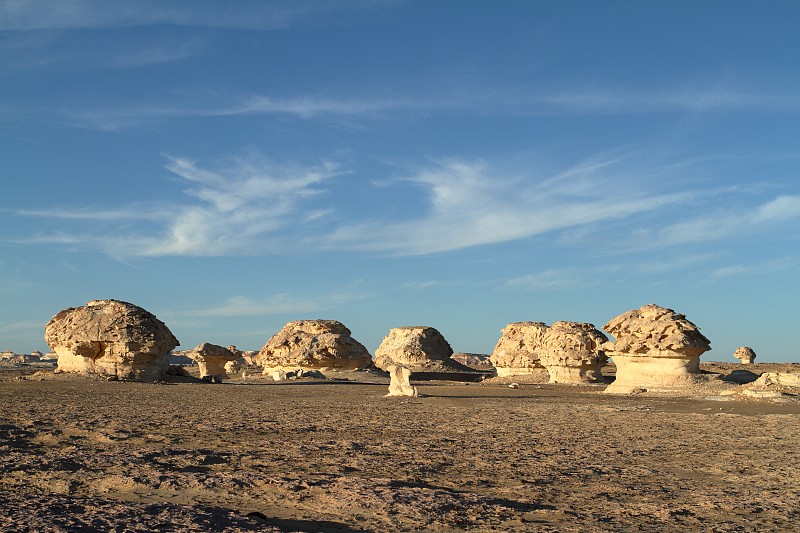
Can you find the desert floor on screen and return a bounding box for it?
[1,364,799,532]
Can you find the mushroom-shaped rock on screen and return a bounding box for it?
[189,343,238,382]
[489,322,548,378]
[734,346,756,364]
[540,321,608,383]
[385,364,418,397]
[374,326,475,374]
[602,304,711,393]
[44,299,178,382]
[257,320,372,374]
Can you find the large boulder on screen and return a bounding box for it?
[602,304,711,393]
[540,321,608,383]
[44,299,178,382]
[489,322,548,378]
[374,326,477,374]
[734,346,756,364]
[257,320,372,374]
[188,343,238,382]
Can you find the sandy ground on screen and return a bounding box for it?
[1,364,799,532]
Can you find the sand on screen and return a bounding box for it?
[1,363,799,532]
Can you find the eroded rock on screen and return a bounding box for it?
[734,346,756,364]
[540,321,608,383]
[603,304,711,394]
[189,343,238,382]
[44,299,178,382]
[258,320,372,375]
[489,322,548,378]
[385,364,418,397]
[374,326,474,374]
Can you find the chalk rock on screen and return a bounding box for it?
[44,299,178,382]
[602,304,711,393]
[257,320,372,375]
[752,372,800,388]
[374,326,473,373]
[489,322,548,377]
[188,343,238,382]
[224,360,240,375]
[540,321,608,383]
[734,346,756,364]
[451,353,494,371]
[385,364,418,397]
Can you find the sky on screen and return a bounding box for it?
[2,0,799,362]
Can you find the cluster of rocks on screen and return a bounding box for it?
[489,321,608,384]
[41,299,783,398]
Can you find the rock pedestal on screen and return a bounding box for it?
[257,320,372,374]
[385,364,418,397]
[44,299,178,382]
[489,322,548,377]
[189,343,238,382]
[602,304,710,394]
[374,326,475,374]
[734,346,756,364]
[540,321,608,383]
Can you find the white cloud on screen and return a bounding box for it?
[184,292,369,317]
[327,158,691,255]
[710,258,800,280]
[655,194,800,247]
[10,153,342,257]
[0,0,371,31]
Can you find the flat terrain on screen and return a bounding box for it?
[1,366,799,532]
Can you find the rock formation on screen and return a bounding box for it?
[374,326,475,374]
[257,320,372,374]
[540,321,608,383]
[734,346,756,364]
[451,353,494,371]
[189,343,238,382]
[44,299,178,382]
[385,364,418,397]
[602,304,711,393]
[489,322,549,378]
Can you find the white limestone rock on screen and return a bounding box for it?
[44,299,178,382]
[189,343,238,382]
[258,320,372,375]
[540,321,608,383]
[602,304,711,394]
[489,322,548,378]
[385,364,418,397]
[374,326,474,373]
[734,346,756,364]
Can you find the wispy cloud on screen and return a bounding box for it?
[9,153,342,257]
[653,195,800,247]
[326,157,691,255]
[54,83,800,131]
[183,292,369,317]
[0,0,400,31]
[710,257,800,280]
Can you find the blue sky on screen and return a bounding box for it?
[2,0,799,362]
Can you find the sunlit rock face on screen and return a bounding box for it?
[257,320,373,374]
[734,346,757,364]
[602,304,711,394]
[385,364,418,397]
[189,343,238,382]
[489,322,549,378]
[373,326,474,374]
[44,299,178,382]
[540,321,608,383]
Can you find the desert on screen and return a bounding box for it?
[2,359,799,531]
[2,303,800,531]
